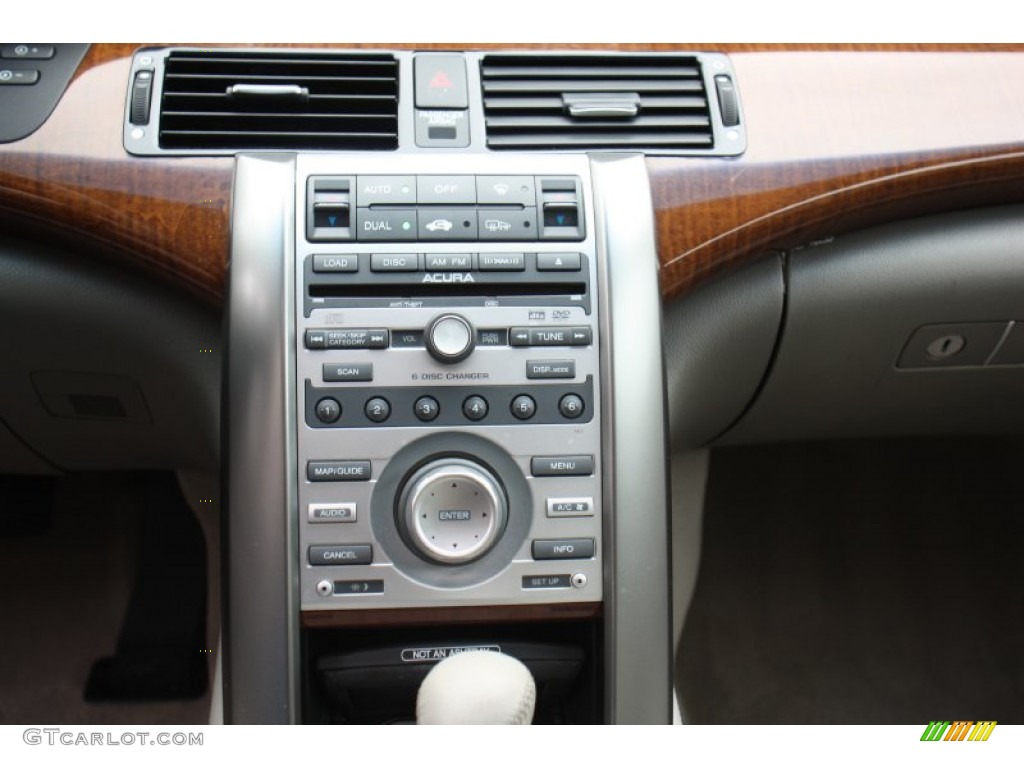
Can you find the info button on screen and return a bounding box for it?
[532,539,595,561]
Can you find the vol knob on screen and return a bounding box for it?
[426,313,475,364]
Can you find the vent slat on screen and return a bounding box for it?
[483,79,705,93]
[158,51,399,151]
[487,132,715,149]
[486,115,710,129]
[484,95,708,111]
[480,65,700,78]
[481,54,715,152]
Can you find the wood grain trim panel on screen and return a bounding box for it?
[654,51,1024,298]
[301,602,601,629]
[2,45,1024,304]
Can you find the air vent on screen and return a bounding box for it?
[481,54,716,152]
[158,51,399,151]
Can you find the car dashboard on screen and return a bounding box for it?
[1,42,1023,726]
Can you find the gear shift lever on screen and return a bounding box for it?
[416,650,536,725]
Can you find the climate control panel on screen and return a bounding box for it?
[294,155,602,612]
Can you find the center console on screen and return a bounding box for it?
[226,152,670,723]
[296,156,602,614]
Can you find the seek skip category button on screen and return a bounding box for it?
[307,461,372,482]
[308,545,372,566]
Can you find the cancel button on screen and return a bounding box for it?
[308,544,372,566]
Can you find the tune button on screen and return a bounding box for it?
[364,397,391,423]
[315,397,341,423]
[463,395,488,421]
[558,393,584,419]
[414,396,440,422]
[510,394,536,421]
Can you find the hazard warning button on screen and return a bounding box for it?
[415,54,468,109]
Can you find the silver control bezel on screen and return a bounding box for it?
[294,154,603,611]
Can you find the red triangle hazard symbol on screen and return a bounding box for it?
[429,71,454,89]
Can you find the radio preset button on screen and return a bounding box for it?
[511,394,537,421]
[462,395,488,421]
[315,398,341,424]
[364,397,391,423]
[558,393,585,419]
[414,396,441,422]
[370,253,418,272]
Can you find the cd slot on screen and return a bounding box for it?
[309,281,587,299]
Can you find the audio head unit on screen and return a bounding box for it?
[294,156,603,612]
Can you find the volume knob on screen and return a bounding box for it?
[426,313,475,364]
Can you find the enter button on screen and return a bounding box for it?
[532,539,595,561]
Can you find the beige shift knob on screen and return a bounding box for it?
[416,650,536,725]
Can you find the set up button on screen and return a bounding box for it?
[532,539,595,561]
[308,544,373,566]
[522,574,571,590]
